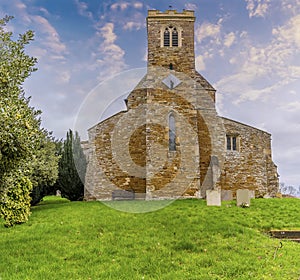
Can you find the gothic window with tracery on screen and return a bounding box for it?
[162,26,181,47]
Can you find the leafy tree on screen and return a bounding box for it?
[0,16,44,226]
[57,130,86,201]
[30,134,60,206]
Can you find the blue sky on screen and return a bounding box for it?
[1,0,299,187]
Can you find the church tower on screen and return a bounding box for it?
[147,10,196,75]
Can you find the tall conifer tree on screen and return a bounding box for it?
[57,130,86,201]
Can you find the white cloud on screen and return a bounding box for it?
[15,1,26,9]
[32,15,67,56]
[74,0,93,20]
[110,1,143,12]
[8,1,67,61]
[28,46,47,60]
[111,2,130,11]
[215,13,300,104]
[224,32,236,48]
[56,70,71,84]
[195,22,221,43]
[133,2,143,9]
[12,0,31,23]
[96,22,126,79]
[229,57,237,64]
[39,7,50,17]
[289,66,300,78]
[195,20,238,67]
[272,14,300,48]
[245,0,271,18]
[99,22,117,44]
[195,55,206,71]
[185,3,198,10]
[280,101,300,112]
[143,48,147,62]
[123,21,143,31]
[281,0,300,16]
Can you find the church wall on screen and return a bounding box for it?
[144,88,201,198]
[84,111,147,200]
[219,117,279,197]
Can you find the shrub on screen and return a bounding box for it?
[0,169,32,227]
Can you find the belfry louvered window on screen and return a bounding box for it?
[163,26,180,47]
[172,28,178,47]
[164,28,170,47]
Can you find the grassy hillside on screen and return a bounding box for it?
[0,197,299,279]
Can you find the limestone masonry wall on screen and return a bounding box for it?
[219,117,279,197]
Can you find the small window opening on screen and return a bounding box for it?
[226,136,231,150]
[169,114,176,151]
[169,63,173,70]
[226,135,238,151]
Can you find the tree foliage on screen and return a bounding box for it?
[0,169,32,227]
[0,16,41,175]
[30,134,60,206]
[57,130,86,201]
[0,16,50,226]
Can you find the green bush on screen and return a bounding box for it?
[0,170,32,227]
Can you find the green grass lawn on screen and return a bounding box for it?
[0,197,300,280]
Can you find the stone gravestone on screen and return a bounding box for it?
[206,190,221,206]
[249,190,255,198]
[236,189,251,207]
[221,190,233,201]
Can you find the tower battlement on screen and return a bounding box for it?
[147,9,195,19]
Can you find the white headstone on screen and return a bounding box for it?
[206,190,221,206]
[236,189,251,207]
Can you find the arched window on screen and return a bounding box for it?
[172,28,178,47]
[169,113,176,151]
[164,28,170,47]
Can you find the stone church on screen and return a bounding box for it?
[84,9,279,201]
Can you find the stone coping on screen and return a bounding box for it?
[147,9,195,20]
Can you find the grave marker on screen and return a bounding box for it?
[237,189,251,207]
[206,190,221,206]
[221,190,233,201]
